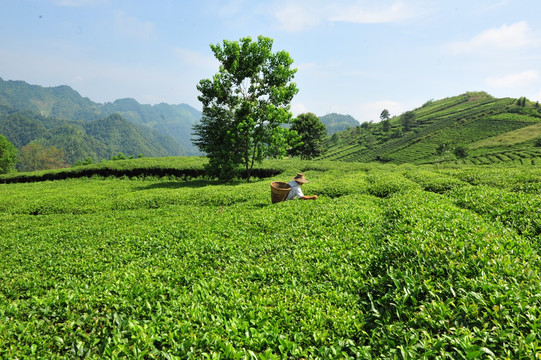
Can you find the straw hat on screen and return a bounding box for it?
[293,173,308,184]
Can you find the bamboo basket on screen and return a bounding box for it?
[270,181,291,204]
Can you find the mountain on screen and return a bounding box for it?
[83,114,183,159]
[319,113,360,134]
[101,99,201,154]
[0,77,202,155]
[36,123,110,163]
[320,92,541,165]
[0,79,100,120]
[0,105,185,164]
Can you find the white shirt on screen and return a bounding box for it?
[286,180,304,200]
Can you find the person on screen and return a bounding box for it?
[286,173,318,200]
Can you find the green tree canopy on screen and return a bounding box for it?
[192,35,298,181]
[288,112,327,160]
[0,134,18,174]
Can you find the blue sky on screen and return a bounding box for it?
[1,0,541,123]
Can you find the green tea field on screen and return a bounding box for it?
[1,158,541,359]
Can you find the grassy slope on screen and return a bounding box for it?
[1,158,541,358]
[320,92,541,165]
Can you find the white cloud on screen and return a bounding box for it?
[114,11,154,40]
[481,0,513,11]
[486,70,539,88]
[330,1,424,24]
[448,21,538,54]
[272,0,428,32]
[273,3,322,32]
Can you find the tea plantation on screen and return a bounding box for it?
[1,158,541,359]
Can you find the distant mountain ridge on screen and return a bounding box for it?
[0,77,202,159]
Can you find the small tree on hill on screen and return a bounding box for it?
[380,109,391,133]
[0,134,18,174]
[380,109,390,122]
[193,36,298,182]
[288,112,327,160]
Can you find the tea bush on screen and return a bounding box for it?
[1,159,541,359]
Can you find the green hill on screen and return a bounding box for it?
[101,99,201,155]
[319,113,360,134]
[83,114,184,159]
[0,79,100,120]
[0,77,202,155]
[320,92,541,165]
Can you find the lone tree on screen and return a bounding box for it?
[0,134,18,174]
[380,109,391,132]
[288,112,327,160]
[380,109,390,121]
[193,36,299,182]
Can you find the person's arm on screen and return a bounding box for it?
[300,195,317,200]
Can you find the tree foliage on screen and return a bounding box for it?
[401,111,416,132]
[17,143,69,172]
[288,113,326,159]
[380,109,390,121]
[0,134,18,174]
[193,36,298,181]
[0,112,47,148]
[382,119,391,132]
